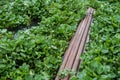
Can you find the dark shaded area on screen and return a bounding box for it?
[7,19,40,33]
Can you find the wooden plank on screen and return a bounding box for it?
[72,7,94,71]
[55,19,84,80]
[62,17,88,80]
[55,7,94,80]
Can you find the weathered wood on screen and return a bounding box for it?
[55,7,94,80]
[72,7,94,71]
[55,16,84,80]
[62,17,88,80]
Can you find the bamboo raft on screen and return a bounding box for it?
[55,7,94,80]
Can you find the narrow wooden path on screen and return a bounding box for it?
[55,7,94,80]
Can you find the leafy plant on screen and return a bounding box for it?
[0,0,46,29]
[0,0,120,80]
[0,0,86,79]
[73,1,120,80]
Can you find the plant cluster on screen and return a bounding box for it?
[0,0,45,29]
[0,0,120,80]
[72,1,120,80]
[0,0,85,80]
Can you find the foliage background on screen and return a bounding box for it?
[0,0,120,80]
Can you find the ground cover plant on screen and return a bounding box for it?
[0,0,85,80]
[70,0,120,80]
[0,0,120,80]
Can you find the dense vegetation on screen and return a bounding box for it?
[0,0,84,80]
[0,0,120,80]
[72,1,120,80]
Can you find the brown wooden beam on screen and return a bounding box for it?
[55,7,94,80]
